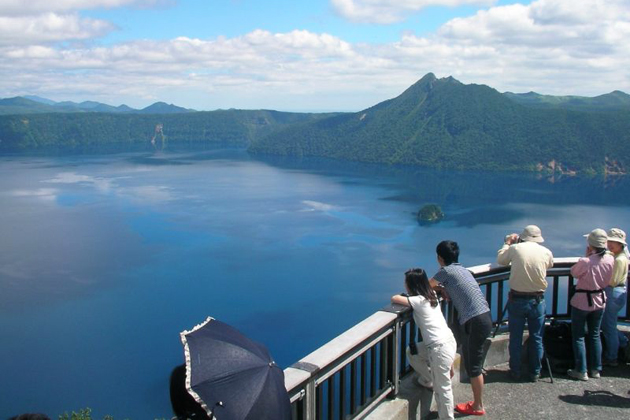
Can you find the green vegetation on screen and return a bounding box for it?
[249,73,630,174]
[2,74,630,174]
[0,110,336,151]
[58,408,113,420]
[57,407,168,420]
[417,204,444,224]
[503,90,630,112]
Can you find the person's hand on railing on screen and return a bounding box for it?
[391,293,410,307]
[436,286,450,302]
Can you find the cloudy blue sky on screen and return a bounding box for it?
[1,0,628,111]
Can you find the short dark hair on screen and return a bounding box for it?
[170,364,211,419]
[436,240,459,265]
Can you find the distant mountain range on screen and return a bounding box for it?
[503,90,630,112]
[249,73,630,174]
[2,75,630,174]
[0,109,336,151]
[0,96,194,115]
[4,84,630,117]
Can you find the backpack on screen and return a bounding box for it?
[542,320,573,372]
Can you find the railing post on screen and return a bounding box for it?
[391,320,401,396]
[304,379,316,420]
[289,362,319,420]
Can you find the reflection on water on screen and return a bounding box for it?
[448,207,526,228]
[1,146,629,418]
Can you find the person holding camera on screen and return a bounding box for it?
[497,225,553,382]
[392,268,457,420]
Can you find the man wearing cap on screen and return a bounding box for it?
[497,225,554,382]
[602,228,630,366]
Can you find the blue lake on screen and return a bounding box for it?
[1,146,629,419]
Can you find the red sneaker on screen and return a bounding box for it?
[454,401,485,416]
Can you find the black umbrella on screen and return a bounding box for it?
[180,317,291,420]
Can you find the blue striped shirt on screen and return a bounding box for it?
[433,263,490,325]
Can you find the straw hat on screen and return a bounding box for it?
[607,228,627,245]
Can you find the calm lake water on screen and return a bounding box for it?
[1,146,629,418]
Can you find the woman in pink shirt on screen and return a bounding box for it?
[567,229,614,381]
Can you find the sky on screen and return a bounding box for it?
[0,0,629,112]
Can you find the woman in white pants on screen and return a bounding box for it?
[392,268,457,420]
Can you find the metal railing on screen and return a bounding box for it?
[284,257,630,420]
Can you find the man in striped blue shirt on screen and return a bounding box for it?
[430,240,491,417]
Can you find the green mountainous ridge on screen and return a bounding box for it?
[0,96,192,115]
[0,110,332,150]
[503,90,630,112]
[250,74,630,174]
[2,73,629,174]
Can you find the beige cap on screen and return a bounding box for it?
[607,228,627,245]
[584,228,608,248]
[520,225,544,243]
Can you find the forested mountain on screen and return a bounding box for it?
[0,97,58,115]
[0,110,336,151]
[23,95,56,105]
[503,90,630,112]
[138,102,192,114]
[2,74,630,174]
[0,96,194,115]
[249,74,630,174]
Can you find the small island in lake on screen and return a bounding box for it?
[417,204,444,224]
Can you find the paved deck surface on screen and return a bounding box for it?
[415,362,630,419]
[377,328,630,420]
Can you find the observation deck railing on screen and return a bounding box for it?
[283,257,630,420]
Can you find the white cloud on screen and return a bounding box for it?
[0,29,369,107]
[0,0,174,45]
[0,0,171,16]
[0,13,114,46]
[331,0,496,24]
[0,0,628,111]
[430,0,630,90]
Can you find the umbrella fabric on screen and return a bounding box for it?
[180,317,291,420]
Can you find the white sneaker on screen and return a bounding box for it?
[589,370,600,379]
[567,369,588,381]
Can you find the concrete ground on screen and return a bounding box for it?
[446,362,630,419]
[388,330,630,420]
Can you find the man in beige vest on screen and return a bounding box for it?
[497,225,553,382]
